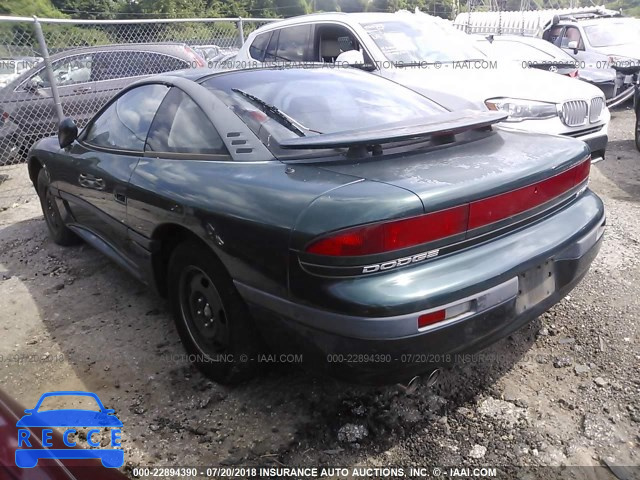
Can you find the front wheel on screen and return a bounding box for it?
[37,168,80,246]
[167,240,262,384]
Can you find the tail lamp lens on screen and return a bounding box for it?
[306,205,469,256]
[305,157,590,257]
[468,157,590,230]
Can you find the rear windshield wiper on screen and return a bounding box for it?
[231,88,321,137]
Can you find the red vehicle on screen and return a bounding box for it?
[0,390,128,480]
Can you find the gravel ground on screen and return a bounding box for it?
[0,108,638,479]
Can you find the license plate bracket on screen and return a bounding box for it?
[515,260,555,314]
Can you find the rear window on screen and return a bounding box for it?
[202,68,447,154]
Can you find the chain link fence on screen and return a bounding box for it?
[0,16,277,209]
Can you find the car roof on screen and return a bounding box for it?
[142,64,376,84]
[560,16,634,26]
[47,42,194,61]
[250,11,435,34]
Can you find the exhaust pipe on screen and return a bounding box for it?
[397,369,441,394]
[426,368,441,388]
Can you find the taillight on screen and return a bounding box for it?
[306,205,468,256]
[468,157,590,230]
[569,69,578,78]
[0,111,8,126]
[305,157,590,257]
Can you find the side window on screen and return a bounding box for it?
[275,25,312,62]
[83,84,170,151]
[145,88,230,157]
[546,26,565,47]
[30,54,92,88]
[249,32,272,61]
[561,27,584,50]
[315,25,361,63]
[90,51,189,82]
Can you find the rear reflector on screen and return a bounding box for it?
[418,310,446,328]
[306,157,590,257]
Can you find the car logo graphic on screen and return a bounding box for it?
[15,391,124,468]
[548,66,558,73]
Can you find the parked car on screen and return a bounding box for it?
[542,12,640,105]
[474,34,617,101]
[0,389,128,479]
[0,43,204,165]
[233,11,610,162]
[28,67,605,385]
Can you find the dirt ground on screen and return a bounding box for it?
[0,109,638,479]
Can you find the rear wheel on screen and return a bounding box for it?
[167,240,261,384]
[37,168,80,246]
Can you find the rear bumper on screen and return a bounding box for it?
[237,191,605,384]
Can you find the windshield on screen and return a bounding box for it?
[361,19,486,64]
[584,21,640,47]
[204,68,447,146]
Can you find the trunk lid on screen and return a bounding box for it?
[316,128,590,212]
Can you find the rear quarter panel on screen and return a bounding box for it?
[126,160,369,297]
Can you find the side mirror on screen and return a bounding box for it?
[336,50,376,72]
[567,40,578,50]
[58,118,78,149]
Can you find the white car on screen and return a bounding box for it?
[233,11,610,161]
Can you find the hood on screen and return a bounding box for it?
[382,65,604,110]
[598,43,640,59]
[578,67,617,84]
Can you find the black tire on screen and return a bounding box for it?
[168,240,262,384]
[37,168,80,246]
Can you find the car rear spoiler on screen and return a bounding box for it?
[279,110,508,150]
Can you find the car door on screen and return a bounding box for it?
[126,86,232,259]
[558,26,589,64]
[60,83,170,254]
[311,23,374,67]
